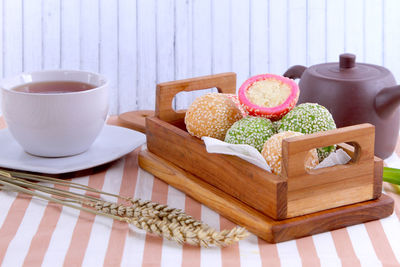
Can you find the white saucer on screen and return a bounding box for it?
[0,125,146,174]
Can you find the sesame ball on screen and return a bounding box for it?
[224,116,276,152]
[261,131,319,175]
[185,93,243,140]
[277,103,336,161]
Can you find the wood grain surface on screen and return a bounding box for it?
[2,1,400,116]
[146,116,288,220]
[117,110,154,133]
[146,116,381,219]
[155,72,236,122]
[282,124,376,217]
[144,73,381,219]
[138,149,394,243]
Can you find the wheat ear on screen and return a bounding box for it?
[0,169,249,247]
[90,200,248,247]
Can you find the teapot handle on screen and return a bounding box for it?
[283,65,307,80]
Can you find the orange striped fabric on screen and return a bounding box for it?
[63,171,107,266]
[296,237,320,267]
[103,149,140,266]
[141,178,169,266]
[220,217,240,267]
[258,239,281,267]
[181,197,201,267]
[0,194,33,263]
[330,228,361,267]
[22,184,68,266]
[0,119,399,266]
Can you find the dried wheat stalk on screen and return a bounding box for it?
[0,169,249,247]
[90,200,248,247]
[93,199,202,227]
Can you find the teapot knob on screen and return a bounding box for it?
[340,53,356,68]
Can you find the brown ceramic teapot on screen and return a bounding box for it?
[284,53,400,159]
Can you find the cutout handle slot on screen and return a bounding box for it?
[281,123,375,178]
[155,72,237,122]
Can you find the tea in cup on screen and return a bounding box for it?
[1,70,109,157]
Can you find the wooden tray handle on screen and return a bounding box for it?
[155,72,237,122]
[281,123,375,177]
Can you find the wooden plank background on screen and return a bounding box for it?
[0,0,399,115]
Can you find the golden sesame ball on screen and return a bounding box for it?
[261,131,319,175]
[185,93,243,140]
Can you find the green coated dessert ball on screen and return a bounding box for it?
[277,103,337,160]
[225,116,276,152]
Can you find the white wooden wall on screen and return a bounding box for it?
[1,0,400,115]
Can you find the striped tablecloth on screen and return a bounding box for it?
[0,117,400,267]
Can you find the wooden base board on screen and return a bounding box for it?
[118,110,154,133]
[139,149,394,243]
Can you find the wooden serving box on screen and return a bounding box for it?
[133,72,393,242]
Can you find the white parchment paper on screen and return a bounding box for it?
[202,137,352,172]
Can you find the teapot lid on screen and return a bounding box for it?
[308,53,390,81]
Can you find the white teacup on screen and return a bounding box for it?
[1,70,109,157]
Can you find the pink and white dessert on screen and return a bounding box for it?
[238,74,299,121]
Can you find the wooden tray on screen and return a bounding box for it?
[145,72,383,220]
[138,149,393,243]
[119,72,394,242]
[118,110,154,133]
